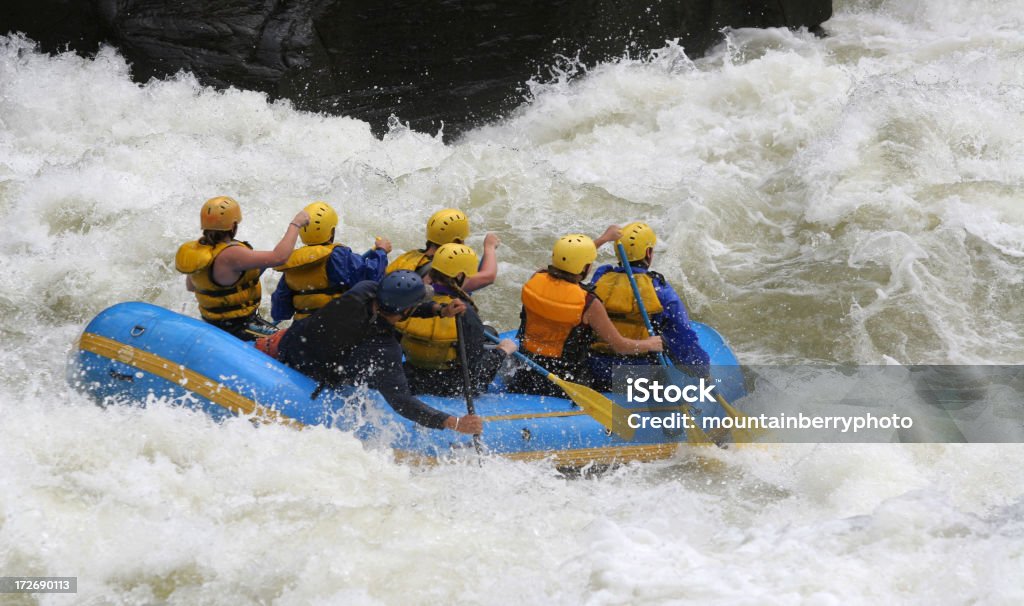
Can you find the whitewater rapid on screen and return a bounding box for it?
[2,0,1023,603]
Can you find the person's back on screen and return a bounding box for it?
[271,201,391,323]
[175,196,309,340]
[507,230,663,397]
[588,222,710,390]
[277,281,379,381]
[395,244,516,396]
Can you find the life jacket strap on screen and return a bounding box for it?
[194,275,261,297]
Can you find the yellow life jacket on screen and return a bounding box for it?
[395,293,459,369]
[274,243,347,320]
[520,271,593,358]
[175,240,262,321]
[386,249,431,275]
[590,270,664,355]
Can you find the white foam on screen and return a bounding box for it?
[2,1,1024,599]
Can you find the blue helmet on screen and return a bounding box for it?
[378,270,427,314]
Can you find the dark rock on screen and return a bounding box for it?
[2,0,832,138]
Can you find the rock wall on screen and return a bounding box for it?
[2,0,832,137]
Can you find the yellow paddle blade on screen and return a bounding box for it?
[551,375,636,441]
[657,365,717,445]
[678,403,715,446]
[715,393,766,443]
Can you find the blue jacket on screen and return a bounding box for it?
[271,246,388,322]
[589,264,710,371]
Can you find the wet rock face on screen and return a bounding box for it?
[3,0,831,137]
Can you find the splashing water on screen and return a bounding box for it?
[2,0,1023,602]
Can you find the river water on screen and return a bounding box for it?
[1,0,1022,603]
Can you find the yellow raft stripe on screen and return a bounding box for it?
[503,443,689,466]
[394,442,697,468]
[78,332,304,429]
[80,332,588,427]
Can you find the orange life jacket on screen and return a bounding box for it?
[519,271,595,358]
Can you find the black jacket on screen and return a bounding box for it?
[278,280,450,429]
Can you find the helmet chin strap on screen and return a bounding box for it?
[372,300,403,322]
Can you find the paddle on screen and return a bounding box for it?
[483,332,636,441]
[614,243,718,445]
[454,314,483,455]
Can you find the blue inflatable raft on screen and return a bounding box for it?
[69,302,746,466]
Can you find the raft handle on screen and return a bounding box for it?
[109,369,135,383]
[130,325,146,337]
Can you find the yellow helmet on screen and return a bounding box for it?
[426,208,469,245]
[551,234,597,274]
[431,243,479,279]
[618,221,657,262]
[200,196,242,231]
[301,201,338,245]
